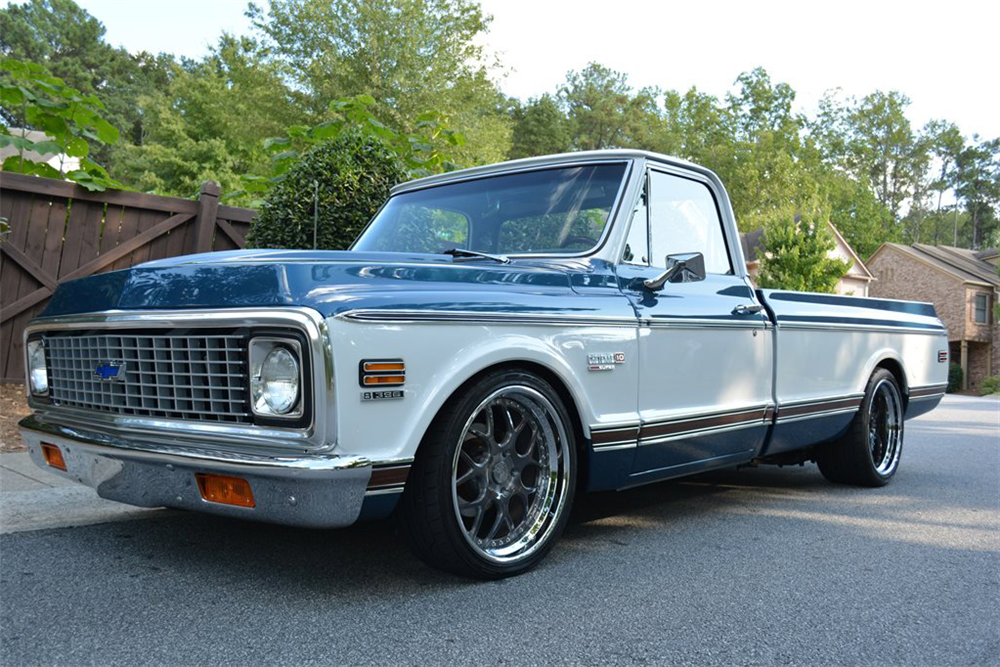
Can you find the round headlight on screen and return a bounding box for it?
[27,340,48,395]
[259,346,300,415]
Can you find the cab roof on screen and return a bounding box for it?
[390,149,711,195]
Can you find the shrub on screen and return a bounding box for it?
[246,130,405,250]
[947,363,963,393]
[980,375,1000,396]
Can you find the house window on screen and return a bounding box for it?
[973,293,989,324]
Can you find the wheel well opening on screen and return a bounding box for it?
[426,361,590,494]
[875,358,908,407]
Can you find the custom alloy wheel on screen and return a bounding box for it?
[400,370,576,578]
[868,378,903,476]
[452,387,568,563]
[817,368,905,487]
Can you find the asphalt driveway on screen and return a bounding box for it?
[1,394,997,666]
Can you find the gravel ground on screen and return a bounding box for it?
[0,383,29,453]
[0,395,997,666]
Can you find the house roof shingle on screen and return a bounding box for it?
[878,243,1000,287]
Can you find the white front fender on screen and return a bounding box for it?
[326,318,640,463]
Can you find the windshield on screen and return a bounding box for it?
[352,163,628,255]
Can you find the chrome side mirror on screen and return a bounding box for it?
[643,252,706,291]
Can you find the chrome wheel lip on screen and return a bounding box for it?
[450,385,571,565]
[868,378,903,476]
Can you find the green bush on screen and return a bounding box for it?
[947,362,963,393]
[980,375,1000,396]
[246,130,405,250]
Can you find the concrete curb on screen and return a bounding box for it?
[1,486,170,534]
[0,452,171,534]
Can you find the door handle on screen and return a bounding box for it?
[732,304,763,315]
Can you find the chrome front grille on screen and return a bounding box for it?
[44,331,250,423]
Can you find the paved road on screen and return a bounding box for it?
[2,395,998,666]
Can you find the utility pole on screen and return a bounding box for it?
[953,204,959,246]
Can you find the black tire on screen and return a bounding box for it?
[817,368,905,487]
[399,369,577,579]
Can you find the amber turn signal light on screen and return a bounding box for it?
[41,443,67,471]
[196,473,255,508]
[362,361,405,373]
[359,359,405,387]
[362,374,406,386]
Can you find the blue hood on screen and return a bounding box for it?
[42,249,624,319]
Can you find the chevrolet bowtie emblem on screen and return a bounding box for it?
[93,361,127,382]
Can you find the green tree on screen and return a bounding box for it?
[233,94,465,206]
[757,204,852,293]
[246,130,405,250]
[726,67,800,145]
[247,0,510,165]
[0,0,122,102]
[559,62,659,151]
[1,57,121,190]
[844,91,924,223]
[954,136,1000,249]
[715,68,819,233]
[0,0,171,150]
[925,121,964,234]
[508,94,570,159]
[657,87,732,167]
[821,171,895,259]
[112,35,308,198]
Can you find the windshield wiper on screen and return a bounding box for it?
[442,248,511,264]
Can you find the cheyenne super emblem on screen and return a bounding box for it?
[587,352,625,371]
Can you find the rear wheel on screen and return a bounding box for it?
[817,368,904,487]
[400,369,576,578]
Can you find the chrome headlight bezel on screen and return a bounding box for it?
[26,337,49,397]
[249,336,306,422]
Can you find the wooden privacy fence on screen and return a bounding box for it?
[0,172,256,382]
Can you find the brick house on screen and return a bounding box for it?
[867,244,1000,391]
[741,222,875,296]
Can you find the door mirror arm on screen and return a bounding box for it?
[643,252,706,291]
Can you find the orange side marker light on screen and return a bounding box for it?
[196,474,255,508]
[41,443,67,471]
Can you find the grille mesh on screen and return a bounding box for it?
[44,331,250,423]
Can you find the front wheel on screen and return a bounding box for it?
[400,369,576,578]
[817,368,904,487]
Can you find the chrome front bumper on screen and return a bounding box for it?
[18,416,372,528]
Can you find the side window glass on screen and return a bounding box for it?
[622,179,648,265]
[648,171,732,274]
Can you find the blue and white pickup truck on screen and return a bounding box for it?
[19,150,948,578]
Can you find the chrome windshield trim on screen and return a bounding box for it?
[24,307,335,454]
[337,309,638,327]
